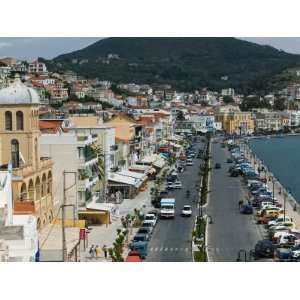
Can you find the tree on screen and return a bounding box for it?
[108,229,127,262]
[222,95,234,104]
[273,98,286,111]
[240,96,271,111]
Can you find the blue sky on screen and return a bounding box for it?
[1,37,300,60]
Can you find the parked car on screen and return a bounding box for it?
[215,163,221,169]
[129,241,148,259]
[181,205,192,217]
[126,250,143,262]
[254,240,276,259]
[226,158,233,163]
[137,227,151,240]
[268,215,293,228]
[141,221,154,234]
[275,248,292,261]
[132,234,148,243]
[144,213,157,227]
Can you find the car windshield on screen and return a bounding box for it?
[183,206,191,210]
[161,205,174,209]
[145,216,154,220]
[134,236,146,242]
[138,229,148,234]
[142,223,151,227]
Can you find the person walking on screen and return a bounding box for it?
[95,245,101,258]
[102,245,108,259]
[89,245,95,259]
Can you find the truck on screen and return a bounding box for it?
[160,198,176,219]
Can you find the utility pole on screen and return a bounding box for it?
[62,170,77,261]
[62,170,67,262]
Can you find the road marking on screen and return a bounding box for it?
[185,248,188,252]
[154,247,158,252]
[170,248,173,252]
[174,248,178,251]
[159,247,163,251]
[164,247,168,251]
[149,247,153,251]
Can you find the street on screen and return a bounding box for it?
[206,141,265,261]
[145,141,204,262]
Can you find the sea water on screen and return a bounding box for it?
[249,135,300,203]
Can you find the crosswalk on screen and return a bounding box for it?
[148,246,190,252]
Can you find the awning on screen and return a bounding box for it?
[116,170,148,182]
[108,172,142,188]
[86,202,114,212]
[129,164,150,173]
[139,154,159,164]
[153,158,166,169]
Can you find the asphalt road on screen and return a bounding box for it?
[206,141,265,262]
[145,140,204,262]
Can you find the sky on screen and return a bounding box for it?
[1,37,300,61]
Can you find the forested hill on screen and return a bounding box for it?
[44,37,300,93]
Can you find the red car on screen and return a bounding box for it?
[125,251,142,262]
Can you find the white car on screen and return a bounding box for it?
[186,160,193,166]
[144,213,157,227]
[141,221,154,234]
[268,215,293,227]
[181,205,192,217]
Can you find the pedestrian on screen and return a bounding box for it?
[102,245,108,259]
[89,245,95,258]
[95,245,101,258]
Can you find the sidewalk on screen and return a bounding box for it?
[80,178,157,261]
[245,143,300,229]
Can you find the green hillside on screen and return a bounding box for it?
[44,37,300,93]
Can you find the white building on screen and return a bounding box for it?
[28,61,48,74]
[290,111,300,127]
[0,166,38,262]
[221,88,235,97]
[40,130,101,209]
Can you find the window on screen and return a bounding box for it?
[11,139,20,168]
[16,111,24,130]
[5,111,12,130]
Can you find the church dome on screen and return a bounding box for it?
[0,74,40,105]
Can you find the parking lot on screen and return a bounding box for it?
[206,140,265,262]
[211,138,300,262]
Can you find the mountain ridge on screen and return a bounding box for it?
[44,37,300,93]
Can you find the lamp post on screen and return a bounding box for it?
[272,177,275,205]
[283,189,287,221]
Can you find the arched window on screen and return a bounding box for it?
[35,177,41,200]
[5,111,12,131]
[16,111,24,130]
[20,183,27,201]
[11,139,20,168]
[41,174,47,197]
